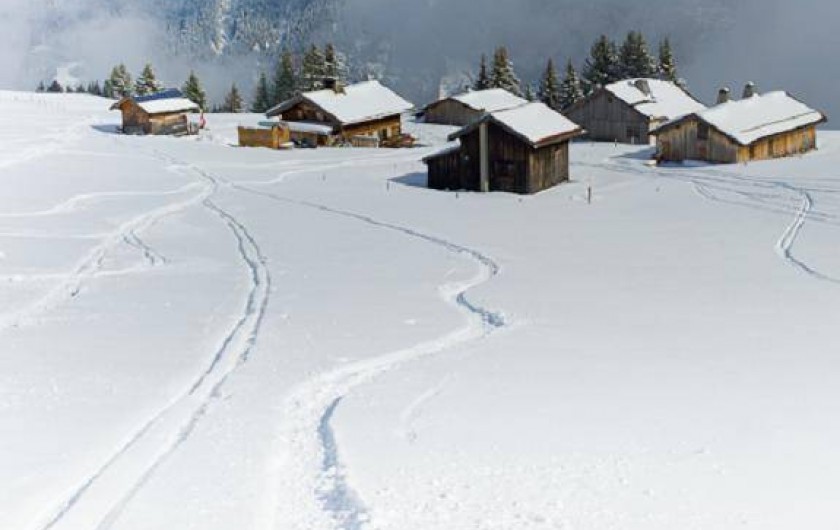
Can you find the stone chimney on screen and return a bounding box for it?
[742,82,757,99]
[716,87,731,105]
[634,79,652,96]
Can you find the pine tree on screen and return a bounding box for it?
[538,58,561,110]
[658,38,678,83]
[300,44,327,91]
[251,72,272,113]
[47,80,64,93]
[36,81,46,92]
[222,83,244,113]
[273,49,297,106]
[103,79,115,99]
[618,31,656,79]
[182,71,207,111]
[559,59,584,110]
[583,35,620,92]
[474,54,491,91]
[108,64,134,98]
[135,63,163,96]
[323,43,348,83]
[490,46,522,96]
[87,81,103,96]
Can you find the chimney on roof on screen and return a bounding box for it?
[634,79,652,96]
[717,87,731,105]
[742,82,757,99]
[323,77,345,94]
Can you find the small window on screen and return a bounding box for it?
[698,123,710,141]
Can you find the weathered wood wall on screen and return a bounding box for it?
[424,100,483,126]
[238,125,291,149]
[566,90,653,144]
[427,123,571,195]
[341,115,402,141]
[657,118,818,164]
[282,101,402,145]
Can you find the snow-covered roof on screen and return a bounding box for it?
[679,91,826,146]
[604,79,706,120]
[110,89,200,115]
[266,80,413,125]
[447,89,528,113]
[422,144,460,163]
[450,102,582,147]
[281,121,334,135]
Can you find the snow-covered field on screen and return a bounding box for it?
[2,91,840,530]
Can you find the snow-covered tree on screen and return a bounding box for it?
[87,81,103,96]
[108,64,134,98]
[583,35,620,92]
[618,31,656,79]
[135,63,164,96]
[300,44,327,91]
[324,43,349,84]
[103,79,115,99]
[658,38,678,83]
[559,59,585,110]
[182,71,207,111]
[36,81,46,92]
[221,83,244,113]
[273,49,297,106]
[473,54,491,91]
[251,72,272,113]
[490,46,522,96]
[538,58,561,110]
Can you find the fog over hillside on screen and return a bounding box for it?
[0,0,837,118]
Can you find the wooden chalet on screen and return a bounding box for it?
[110,89,200,136]
[265,80,413,147]
[653,89,827,164]
[565,78,706,144]
[424,102,583,195]
[421,88,528,126]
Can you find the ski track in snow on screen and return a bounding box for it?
[32,150,273,530]
[219,165,506,530]
[585,157,840,285]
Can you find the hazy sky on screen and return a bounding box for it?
[0,0,838,119]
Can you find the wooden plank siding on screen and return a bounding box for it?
[566,90,653,144]
[238,125,291,149]
[657,117,819,164]
[280,101,402,144]
[116,100,194,136]
[427,122,571,195]
[423,100,484,126]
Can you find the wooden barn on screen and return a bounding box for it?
[424,102,583,195]
[421,88,528,126]
[653,90,827,164]
[265,80,413,147]
[110,89,200,136]
[565,78,706,144]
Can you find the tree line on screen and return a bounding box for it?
[472,31,679,112]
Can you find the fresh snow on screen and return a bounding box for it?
[448,88,529,113]
[606,78,707,120]
[683,91,826,145]
[3,91,840,530]
[135,98,201,115]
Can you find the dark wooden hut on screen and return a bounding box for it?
[653,90,827,164]
[110,89,200,136]
[565,78,705,144]
[424,102,583,195]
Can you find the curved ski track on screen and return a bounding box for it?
[32,151,272,530]
[585,156,840,285]
[225,171,506,530]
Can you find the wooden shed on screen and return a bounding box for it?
[238,122,291,149]
[421,88,528,126]
[653,91,827,164]
[565,79,705,144]
[265,80,413,146]
[424,102,583,195]
[110,89,200,136]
